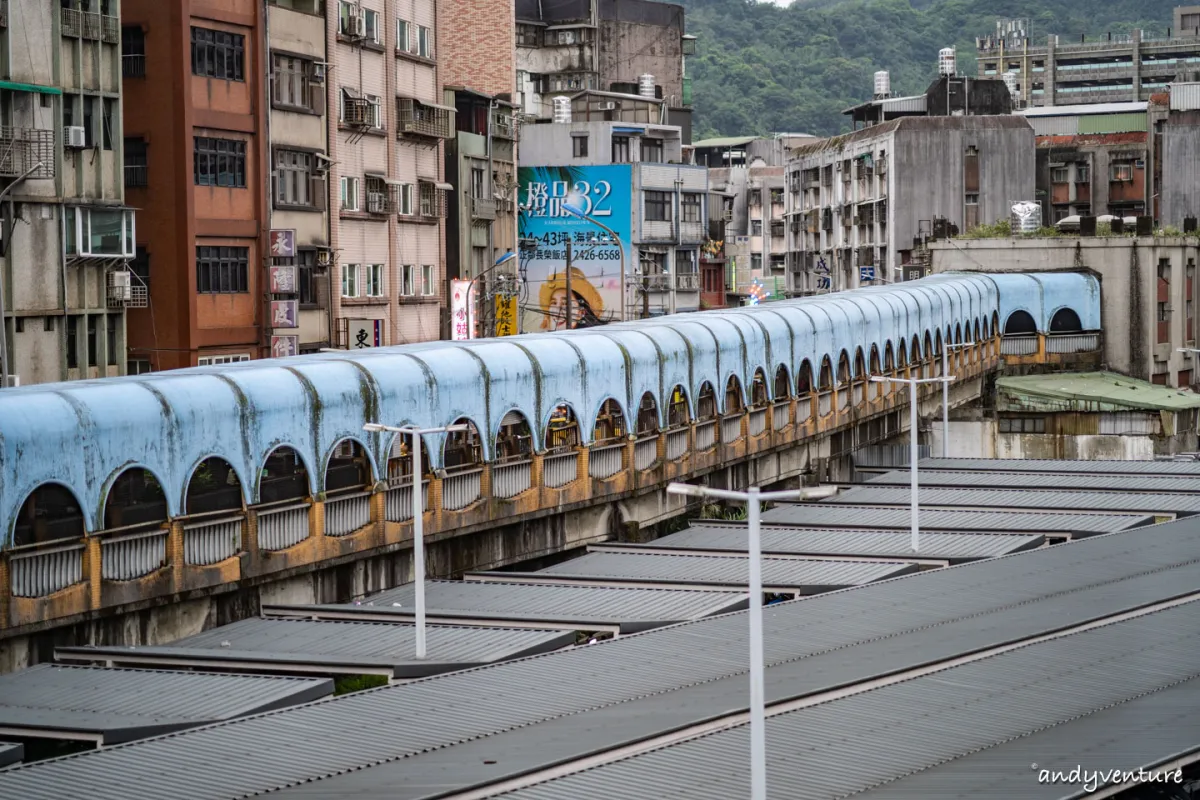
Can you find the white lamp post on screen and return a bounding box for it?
[364,421,468,659]
[666,481,838,800]
[563,192,626,321]
[870,374,953,553]
[940,340,975,457]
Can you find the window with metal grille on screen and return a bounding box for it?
[130,246,150,290]
[191,27,245,81]
[194,137,246,187]
[641,138,663,162]
[275,149,319,208]
[196,246,249,294]
[124,137,148,187]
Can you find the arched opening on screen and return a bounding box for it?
[665,386,690,460]
[852,347,867,406]
[13,484,85,548]
[749,369,770,436]
[186,457,244,516]
[1049,308,1082,333]
[723,375,745,444]
[325,439,373,495]
[991,311,1001,336]
[634,392,659,470]
[1004,311,1037,334]
[836,351,852,412]
[910,335,921,375]
[593,398,627,444]
[494,411,534,498]
[695,382,718,450]
[796,360,815,422]
[934,330,944,378]
[954,322,963,343]
[897,339,908,370]
[545,403,581,452]
[923,332,934,378]
[869,345,882,400]
[387,434,432,482]
[443,418,485,510]
[771,366,791,431]
[101,468,167,531]
[258,446,310,504]
[1002,311,1038,357]
[817,356,834,417]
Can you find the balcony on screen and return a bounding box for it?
[0,127,55,179]
[397,98,455,140]
[471,196,497,221]
[491,112,516,140]
[418,181,447,219]
[62,8,118,43]
[675,272,700,291]
[122,54,146,79]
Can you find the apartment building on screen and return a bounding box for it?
[514,0,694,143]
[330,0,448,348]
[122,0,269,370]
[0,1,135,387]
[976,10,1200,108]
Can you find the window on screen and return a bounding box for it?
[572,134,588,158]
[342,263,359,297]
[275,149,322,208]
[1159,258,1172,282]
[363,8,379,43]
[1111,162,1133,181]
[63,93,76,129]
[612,136,630,163]
[83,96,95,147]
[122,25,146,78]
[87,316,98,368]
[682,193,702,223]
[641,138,663,162]
[128,359,152,375]
[421,264,433,295]
[66,316,79,369]
[365,93,382,128]
[191,27,245,81]
[396,18,409,50]
[337,1,355,35]
[749,189,761,206]
[400,264,415,296]
[1159,302,1170,322]
[750,219,763,236]
[197,354,250,366]
[1076,164,1090,183]
[64,207,136,257]
[366,263,383,296]
[297,250,317,306]
[471,167,485,198]
[416,25,430,58]
[645,190,670,222]
[1053,207,1069,223]
[396,182,414,215]
[196,246,249,293]
[998,417,1046,433]
[124,137,148,187]
[1051,167,1069,183]
[517,24,539,46]
[751,253,763,272]
[340,176,360,210]
[194,137,247,187]
[101,98,115,150]
[272,54,321,112]
[130,246,150,290]
[965,194,978,205]
[106,314,118,366]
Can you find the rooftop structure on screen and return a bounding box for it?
[827,484,1200,518]
[758,505,1151,538]
[912,456,1200,474]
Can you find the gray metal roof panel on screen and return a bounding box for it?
[0,742,22,769]
[829,485,1200,514]
[642,524,1045,562]
[7,520,1200,799]
[497,551,918,591]
[915,457,1200,475]
[0,665,331,745]
[759,503,1149,533]
[491,600,1200,800]
[867,467,1200,492]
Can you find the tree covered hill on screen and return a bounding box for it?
[679,0,1182,138]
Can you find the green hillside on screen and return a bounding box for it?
[680,0,1182,138]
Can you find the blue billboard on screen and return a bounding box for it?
[518,164,632,332]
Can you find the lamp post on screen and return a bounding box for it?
[469,250,517,338]
[666,481,837,800]
[870,374,953,553]
[562,194,626,321]
[940,340,975,457]
[364,421,468,658]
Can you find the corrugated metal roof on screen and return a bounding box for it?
[490,600,1200,800]
[829,485,1200,515]
[269,580,746,632]
[1020,100,1148,116]
[690,135,760,148]
[7,520,1200,800]
[0,742,23,768]
[866,468,1200,493]
[637,524,1044,563]
[476,551,917,593]
[0,665,331,745]
[997,371,1200,411]
[759,503,1149,534]
[915,457,1200,475]
[57,619,574,678]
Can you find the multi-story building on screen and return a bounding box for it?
[122,0,268,370]
[0,1,135,387]
[975,9,1200,108]
[785,117,1035,294]
[514,0,694,143]
[1160,80,1200,229]
[518,92,707,326]
[329,0,449,348]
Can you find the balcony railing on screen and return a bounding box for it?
[492,112,516,140]
[1047,332,1101,353]
[324,492,372,537]
[396,98,454,140]
[544,452,578,488]
[124,164,148,188]
[493,460,533,498]
[257,503,310,551]
[100,528,168,581]
[62,9,119,42]
[123,54,146,79]
[749,408,767,436]
[589,443,624,479]
[184,515,243,566]
[442,468,483,510]
[10,541,85,598]
[0,127,55,179]
[674,272,699,291]
[818,391,832,417]
[471,196,497,221]
[419,182,447,219]
[384,479,429,522]
[634,436,658,470]
[721,414,742,444]
[666,429,688,460]
[1001,335,1039,356]
[695,420,717,450]
[773,401,790,430]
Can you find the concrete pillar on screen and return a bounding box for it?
[576,446,589,484]
[0,556,9,629]
[86,536,101,610]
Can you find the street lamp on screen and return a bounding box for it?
[870,374,953,553]
[940,340,975,458]
[666,481,838,800]
[562,193,627,321]
[364,421,469,659]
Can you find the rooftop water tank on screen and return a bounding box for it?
[552,96,571,124]
[1002,70,1019,99]
[1011,201,1041,234]
[938,47,956,77]
[638,74,656,99]
[874,70,890,98]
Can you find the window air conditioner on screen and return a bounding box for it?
[64,125,87,149]
[351,15,366,38]
[310,63,327,84]
[598,101,617,111]
[316,248,332,267]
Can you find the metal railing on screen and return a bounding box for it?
[852,383,864,406]
[544,452,578,488]
[0,127,55,179]
[10,541,84,598]
[101,528,167,581]
[749,408,767,436]
[471,197,497,221]
[634,436,658,470]
[674,272,700,291]
[818,391,832,416]
[666,429,689,460]
[837,388,849,411]
[695,420,717,450]
[773,401,789,430]
[123,54,146,79]
[384,480,429,522]
[721,414,742,444]
[1047,332,1100,353]
[184,515,242,565]
[257,503,311,551]
[853,443,931,468]
[324,492,372,537]
[397,98,454,139]
[443,468,483,510]
[124,164,148,188]
[493,460,532,498]
[1001,335,1038,355]
[589,443,624,479]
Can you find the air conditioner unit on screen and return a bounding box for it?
[107,270,132,302]
[598,101,617,111]
[316,248,332,267]
[3,376,18,388]
[350,14,366,38]
[64,125,87,149]
[1134,159,1145,169]
[310,63,327,84]
[367,192,387,214]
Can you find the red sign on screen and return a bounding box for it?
[269,229,296,259]
[269,265,297,294]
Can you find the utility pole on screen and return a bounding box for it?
[564,240,573,330]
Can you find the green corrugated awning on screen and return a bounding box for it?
[996,372,1200,413]
[0,81,63,96]
[690,136,758,149]
[1077,112,1146,134]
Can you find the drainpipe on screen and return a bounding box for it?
[485,99,496,337]
[0,162,45,388]
[263,0,272,358]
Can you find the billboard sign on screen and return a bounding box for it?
[270,335,298,358]
[268,265,297,294]
[269,229,296,259]
[495,295,518,336]
[859,266,876,282]
[270,299,298,329]
[347,319,383,349]
[450,279,475,340]
[518,165,631,332]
